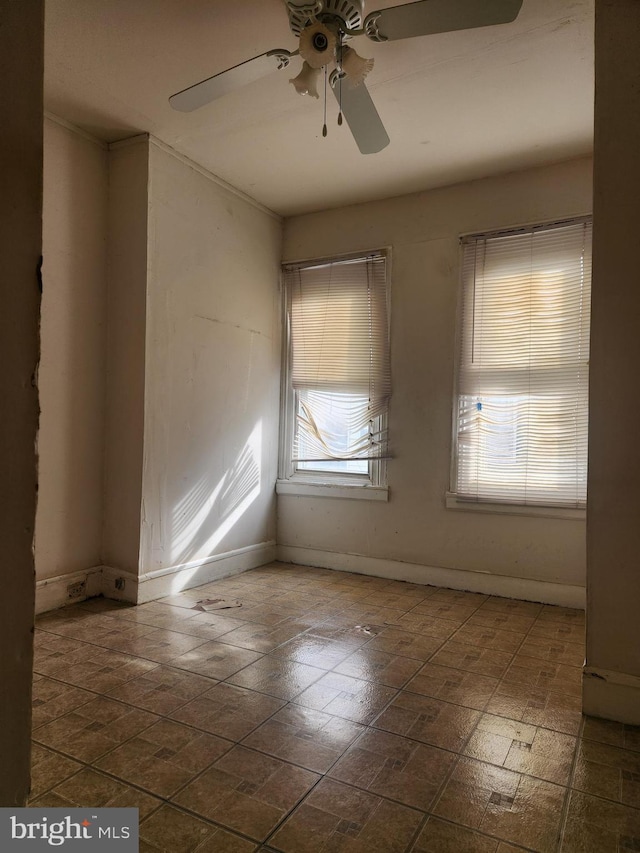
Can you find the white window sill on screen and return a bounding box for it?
[276,480,389,501]
[445,492,585,520]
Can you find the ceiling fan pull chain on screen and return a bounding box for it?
[337,34,343,126]
[322,64,328,137]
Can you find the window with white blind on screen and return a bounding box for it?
[278,251,390,492]
[451,218,592,510]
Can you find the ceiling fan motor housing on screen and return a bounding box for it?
[313,31,329,50]
[286,0,364,36]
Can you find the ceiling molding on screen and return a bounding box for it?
[108,133,149,151]
[44,111,108,149]
[147,135,282,222]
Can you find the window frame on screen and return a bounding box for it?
[277,249,391,499]
[448,216,592,517]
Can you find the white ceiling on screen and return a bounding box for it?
[45,0,594,216]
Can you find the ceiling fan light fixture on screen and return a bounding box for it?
[289,61,321,98]
[341,45,375,86]
[299,22,337,68]
[170,0,526,157]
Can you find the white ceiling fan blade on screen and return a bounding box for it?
[364,0,523,42]
[169,49,297,112]
[331,78,390,155]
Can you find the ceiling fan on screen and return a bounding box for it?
[169,0,524,155]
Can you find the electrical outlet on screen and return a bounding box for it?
[67,580,86,599]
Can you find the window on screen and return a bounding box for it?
[278,251,390,494]
[451,218,592,509]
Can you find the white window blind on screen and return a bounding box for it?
[284,252,390,463]
[453,218,592,507]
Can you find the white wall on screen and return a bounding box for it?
[102,138,149,574]
[281,157,593,592]
[37,130,281,604]
[139,140,282,582]
[36,117,108,580]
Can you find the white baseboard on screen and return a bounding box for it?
[35,567,104,614]
[36,543,582,613]
[135,541,277,603]
[99,566,139,604]
[276,545,586,609]
[35,542,276,614]
[583,666,640,725]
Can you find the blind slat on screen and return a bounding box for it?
[454,219,592,508]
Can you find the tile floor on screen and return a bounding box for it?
[29,562,640,852]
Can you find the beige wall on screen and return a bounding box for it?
[36,118,108,580]
[102,138,149,572]
[584,0,640,719]
[37,130,282,596]
[0,0,42,805]
[139,141,282,575]
[281,157,593,588]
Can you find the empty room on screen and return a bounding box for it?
[2,0,640,851]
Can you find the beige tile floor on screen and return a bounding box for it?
[29,562,640,852]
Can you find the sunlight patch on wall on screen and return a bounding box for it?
[169,421,263,575]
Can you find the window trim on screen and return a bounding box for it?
[445,491,585,520]
[278,248,391,497]
[448,215,592,516]
[276,480,389,500]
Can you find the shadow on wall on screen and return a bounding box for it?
[37,124,108,577]
[167,421,263,577]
